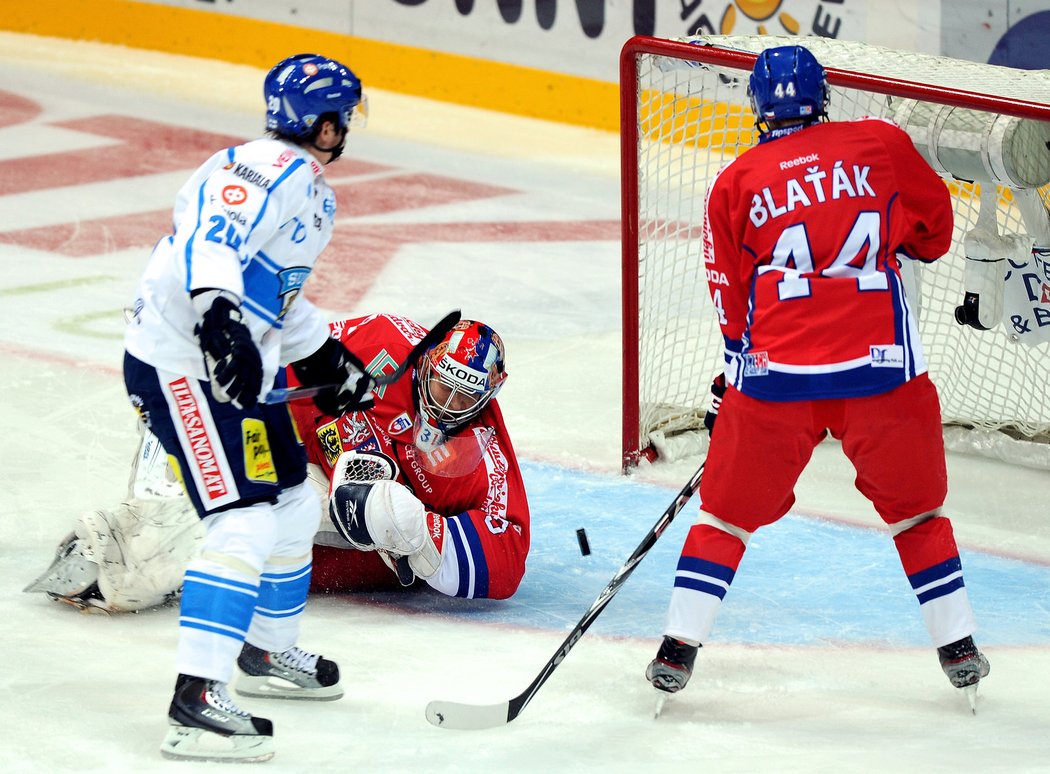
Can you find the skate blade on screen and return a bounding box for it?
[963,683,979,714]
[235,674,344,702]
[160,724,275,763]
[653,689,671,719]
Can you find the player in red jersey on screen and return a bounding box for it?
[646,45,989,709]
[27,314,529,609]
[299,313,528,600]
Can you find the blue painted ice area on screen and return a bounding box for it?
[363,461,1050,647]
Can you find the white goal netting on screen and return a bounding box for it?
[622,35,1050,470]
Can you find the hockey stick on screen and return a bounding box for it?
[263,309,461,404]
[425,460,706,730]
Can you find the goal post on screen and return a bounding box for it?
[620,34,1050,471]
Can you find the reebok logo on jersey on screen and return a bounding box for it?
[779,153,820,170]
[426,512,445,551]
[870,345,905,367]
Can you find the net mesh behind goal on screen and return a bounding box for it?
[621,35,1050,470]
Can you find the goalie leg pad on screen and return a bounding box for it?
[329,481,443,578]
[97,498,204,612]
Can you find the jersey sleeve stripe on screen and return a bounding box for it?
[447,514,490,599]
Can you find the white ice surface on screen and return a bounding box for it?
[1,33,1048,773]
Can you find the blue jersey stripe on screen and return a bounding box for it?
[455,515,489,599]
[184,569,258,594]
[253,601,308,619]
[447,519,471,597]
[916,576,967,604]
[179,617,249,640]
[673,575,731,599]
[446,515,490,598]
[908,556,963,590]
[181,571,258,635]
[676,555,736,584]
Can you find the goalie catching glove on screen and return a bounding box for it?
[193,290,263,409]
[329,480,444,579]
[291,335,375,416]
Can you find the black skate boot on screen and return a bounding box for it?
[646,636,701,694]
[938,635,990,713]
[235,641,343,701]
[160,674,274,762]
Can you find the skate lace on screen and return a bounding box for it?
[205,681,251,720]
[271,646,320,675]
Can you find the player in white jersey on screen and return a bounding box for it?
[122,54,375,763]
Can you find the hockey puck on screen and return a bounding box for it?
[576,528,591,556]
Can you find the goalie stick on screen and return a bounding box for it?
[263,309,461,404]
[425,460,706,730]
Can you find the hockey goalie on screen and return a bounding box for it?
[25,313,531,612]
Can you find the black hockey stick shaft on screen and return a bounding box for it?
[263,309,461,404]
[426,460,705,729]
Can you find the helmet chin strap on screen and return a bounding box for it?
[310,126,347,163]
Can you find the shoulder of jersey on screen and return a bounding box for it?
[229,138,325,185]
[330,314,423,351]
[847,115,908,137]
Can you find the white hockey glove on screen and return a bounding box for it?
[329,480,443,579]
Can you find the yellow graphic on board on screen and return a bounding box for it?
[720,1,800,36]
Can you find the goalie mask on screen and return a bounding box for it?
[413,320,507,457]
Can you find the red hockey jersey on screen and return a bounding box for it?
[288,314,530,599]
[703,117,954,400]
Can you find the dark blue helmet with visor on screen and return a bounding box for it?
[264,54,365,140]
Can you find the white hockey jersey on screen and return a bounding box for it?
[124,138,335,393]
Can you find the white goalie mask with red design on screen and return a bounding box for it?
[413,320,507,462]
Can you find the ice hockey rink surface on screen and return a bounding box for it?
[1,33,1048,773]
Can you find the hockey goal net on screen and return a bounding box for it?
[621,34,1050,471]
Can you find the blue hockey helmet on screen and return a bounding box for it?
[748,45,829,129]
[264,53,365,139]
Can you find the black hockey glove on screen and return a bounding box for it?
[194,292,263,410]
[291,336,375,416]
[703,373,727,436]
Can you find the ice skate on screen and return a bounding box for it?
[235,641,343,701]
[646,636,700,717]
[161,674,274,762]
[938,635,990,713]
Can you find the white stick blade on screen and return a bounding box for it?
[425,699,510,730]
